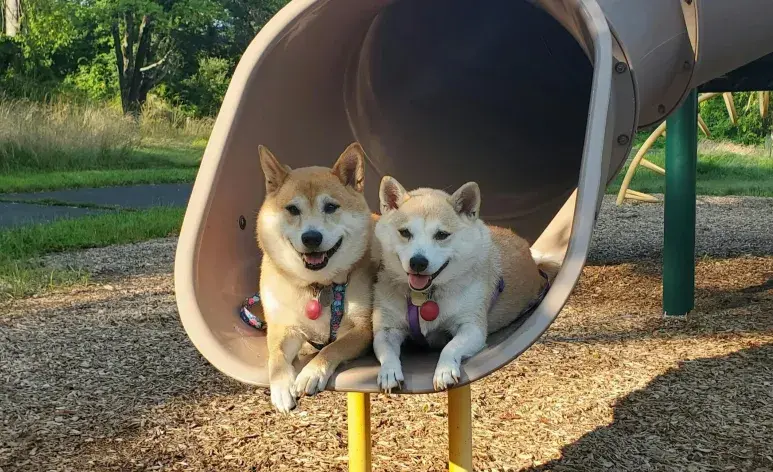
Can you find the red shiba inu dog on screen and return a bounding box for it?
[256,143,376,412]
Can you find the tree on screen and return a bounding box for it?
[3,0,289,116]
[219,0,286,54]
[3,0,22,36]
[2,0,92,91]
[98,0,224,115]
[152,0,288,116]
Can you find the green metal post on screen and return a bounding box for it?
[663,89,698,317]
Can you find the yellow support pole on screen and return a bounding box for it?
[616,121,667,205]
[448,385,473,472]
[347,392,371,472]
[698,92,721,104]
[625,188,660,203]
[697,114,710,138]
[723,92,738,125]
[640,159,666,175]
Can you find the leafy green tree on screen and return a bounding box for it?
[5,0,291,116]
[8,0,85,79]
[91,0,225,114]
[153,0,288,117]
[177,55,231,116]
[219,0,286,54]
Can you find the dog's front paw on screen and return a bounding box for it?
[433,359,461,391]
[270,378,297,413]
[294,361,333,397]
[377,361,404,393]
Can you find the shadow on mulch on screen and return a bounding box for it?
[524,343,773,472]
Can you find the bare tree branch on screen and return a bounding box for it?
[139,50,170,73]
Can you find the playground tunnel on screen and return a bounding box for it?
[175,0,773,391]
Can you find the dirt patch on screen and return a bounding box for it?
[40,238,177,279]
[698,139,763,156]
[588,195,773,264]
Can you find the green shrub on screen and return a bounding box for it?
[700,92,772,145]
[63,54,119,103]
[0,36,23,76]
[179,56,232,118]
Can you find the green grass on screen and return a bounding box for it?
[607,149,773,197]
[0,143,203,193]
[0,143,204,193]
[0,168,198,193]
[0,207,185,298]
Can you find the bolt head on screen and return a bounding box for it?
[614,62,628,74]
[617,134,630,145]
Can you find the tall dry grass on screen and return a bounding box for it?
[0,97,214,173]
[0,98,140,172]
[139,95,214,145]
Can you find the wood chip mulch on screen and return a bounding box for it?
[2,197,773,471]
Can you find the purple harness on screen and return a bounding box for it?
[406,270,550,346]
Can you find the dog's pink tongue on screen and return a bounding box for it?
[304,253,325,265]
[409,274,431,290]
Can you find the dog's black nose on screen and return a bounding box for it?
[409,255,429,273]
[301,230,323,249]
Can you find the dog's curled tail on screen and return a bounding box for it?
[530,248,562,282]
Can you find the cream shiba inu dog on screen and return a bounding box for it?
[257,143,375,413]
[372,177,558,392]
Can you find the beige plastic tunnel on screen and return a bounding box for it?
[175,0,773,393]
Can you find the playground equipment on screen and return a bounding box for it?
[617,90,772,205]
[174,0,773,470]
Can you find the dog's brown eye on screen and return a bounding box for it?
[286,205,301,216]
[323,203,339,214]
[434,231,451,241]
[398,228,412,239]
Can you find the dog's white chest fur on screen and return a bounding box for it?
[413,279,491,345]
[260,282,338,341]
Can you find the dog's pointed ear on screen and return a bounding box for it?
[259,145,289,193]
[450,182,481,219]
[380,176,407,213]
[332,142,366,192]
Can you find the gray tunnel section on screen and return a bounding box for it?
[347,0,593,243]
